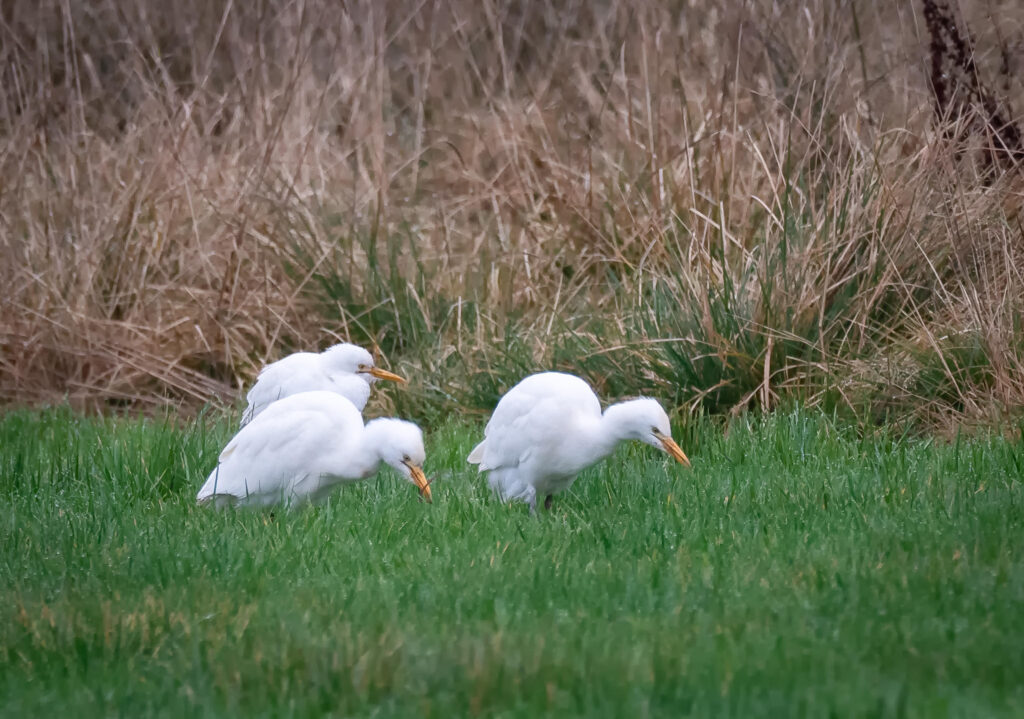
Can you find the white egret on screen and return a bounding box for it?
[198,390,431,508]
[467,372,690,512]
[240,343,405,427]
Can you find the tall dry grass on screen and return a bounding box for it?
[1,0,1022,429]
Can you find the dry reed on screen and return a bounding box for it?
[1,0,1022,430]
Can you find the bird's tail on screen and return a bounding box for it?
[466,439,486,465]
[239,384,262,427]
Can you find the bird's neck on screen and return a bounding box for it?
[570,409,629,469]
[342,423,384,480]
[592,403,637,456]
[330,374,371,410]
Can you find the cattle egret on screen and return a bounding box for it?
[199,391,431,508]
[241,343,405,426]
[467,372,690,512]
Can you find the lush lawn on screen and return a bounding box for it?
[1,407,1022,717]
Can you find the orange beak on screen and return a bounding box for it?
[364,367,407,383]
[657,434,691,467]
[405,462,432,503]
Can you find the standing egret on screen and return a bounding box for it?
[240,343,405,426]
[199,391,431,508]
[467,372,690,512]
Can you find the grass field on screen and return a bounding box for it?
[2,407,1023,717]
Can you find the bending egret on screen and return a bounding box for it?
[198,390,431,508]
[467,372,690,512]
[240,343,405,426]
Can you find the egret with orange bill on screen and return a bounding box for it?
[468,372,690,512]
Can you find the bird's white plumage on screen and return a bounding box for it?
[468,372,600,472]
[199,390,428,508]
[468,372,689,511]
[241,343,393,426]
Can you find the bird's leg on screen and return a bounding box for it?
[544,494,553,511]
[527,490,538,515]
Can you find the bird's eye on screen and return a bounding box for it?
[402,455,411,462]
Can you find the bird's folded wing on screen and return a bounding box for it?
[202,407,339,499]
[479,395,572,472]
[244,355,321,416]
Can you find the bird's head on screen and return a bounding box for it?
[605,398,691,467]
[322,343,406,385]
[365,418,432,502]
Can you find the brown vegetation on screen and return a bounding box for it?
[1,0,1022,429]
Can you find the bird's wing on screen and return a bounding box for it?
[201,392,360,501]
[475,373,600,472]
[481,372,599,434]
[477,397,569,472]
[466,439,487,464]
[242,353,325,422]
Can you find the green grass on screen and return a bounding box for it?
[2,407,1023,717]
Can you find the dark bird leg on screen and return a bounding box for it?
[544,494,553,511]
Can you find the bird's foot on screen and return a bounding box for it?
[544,494,553,511]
